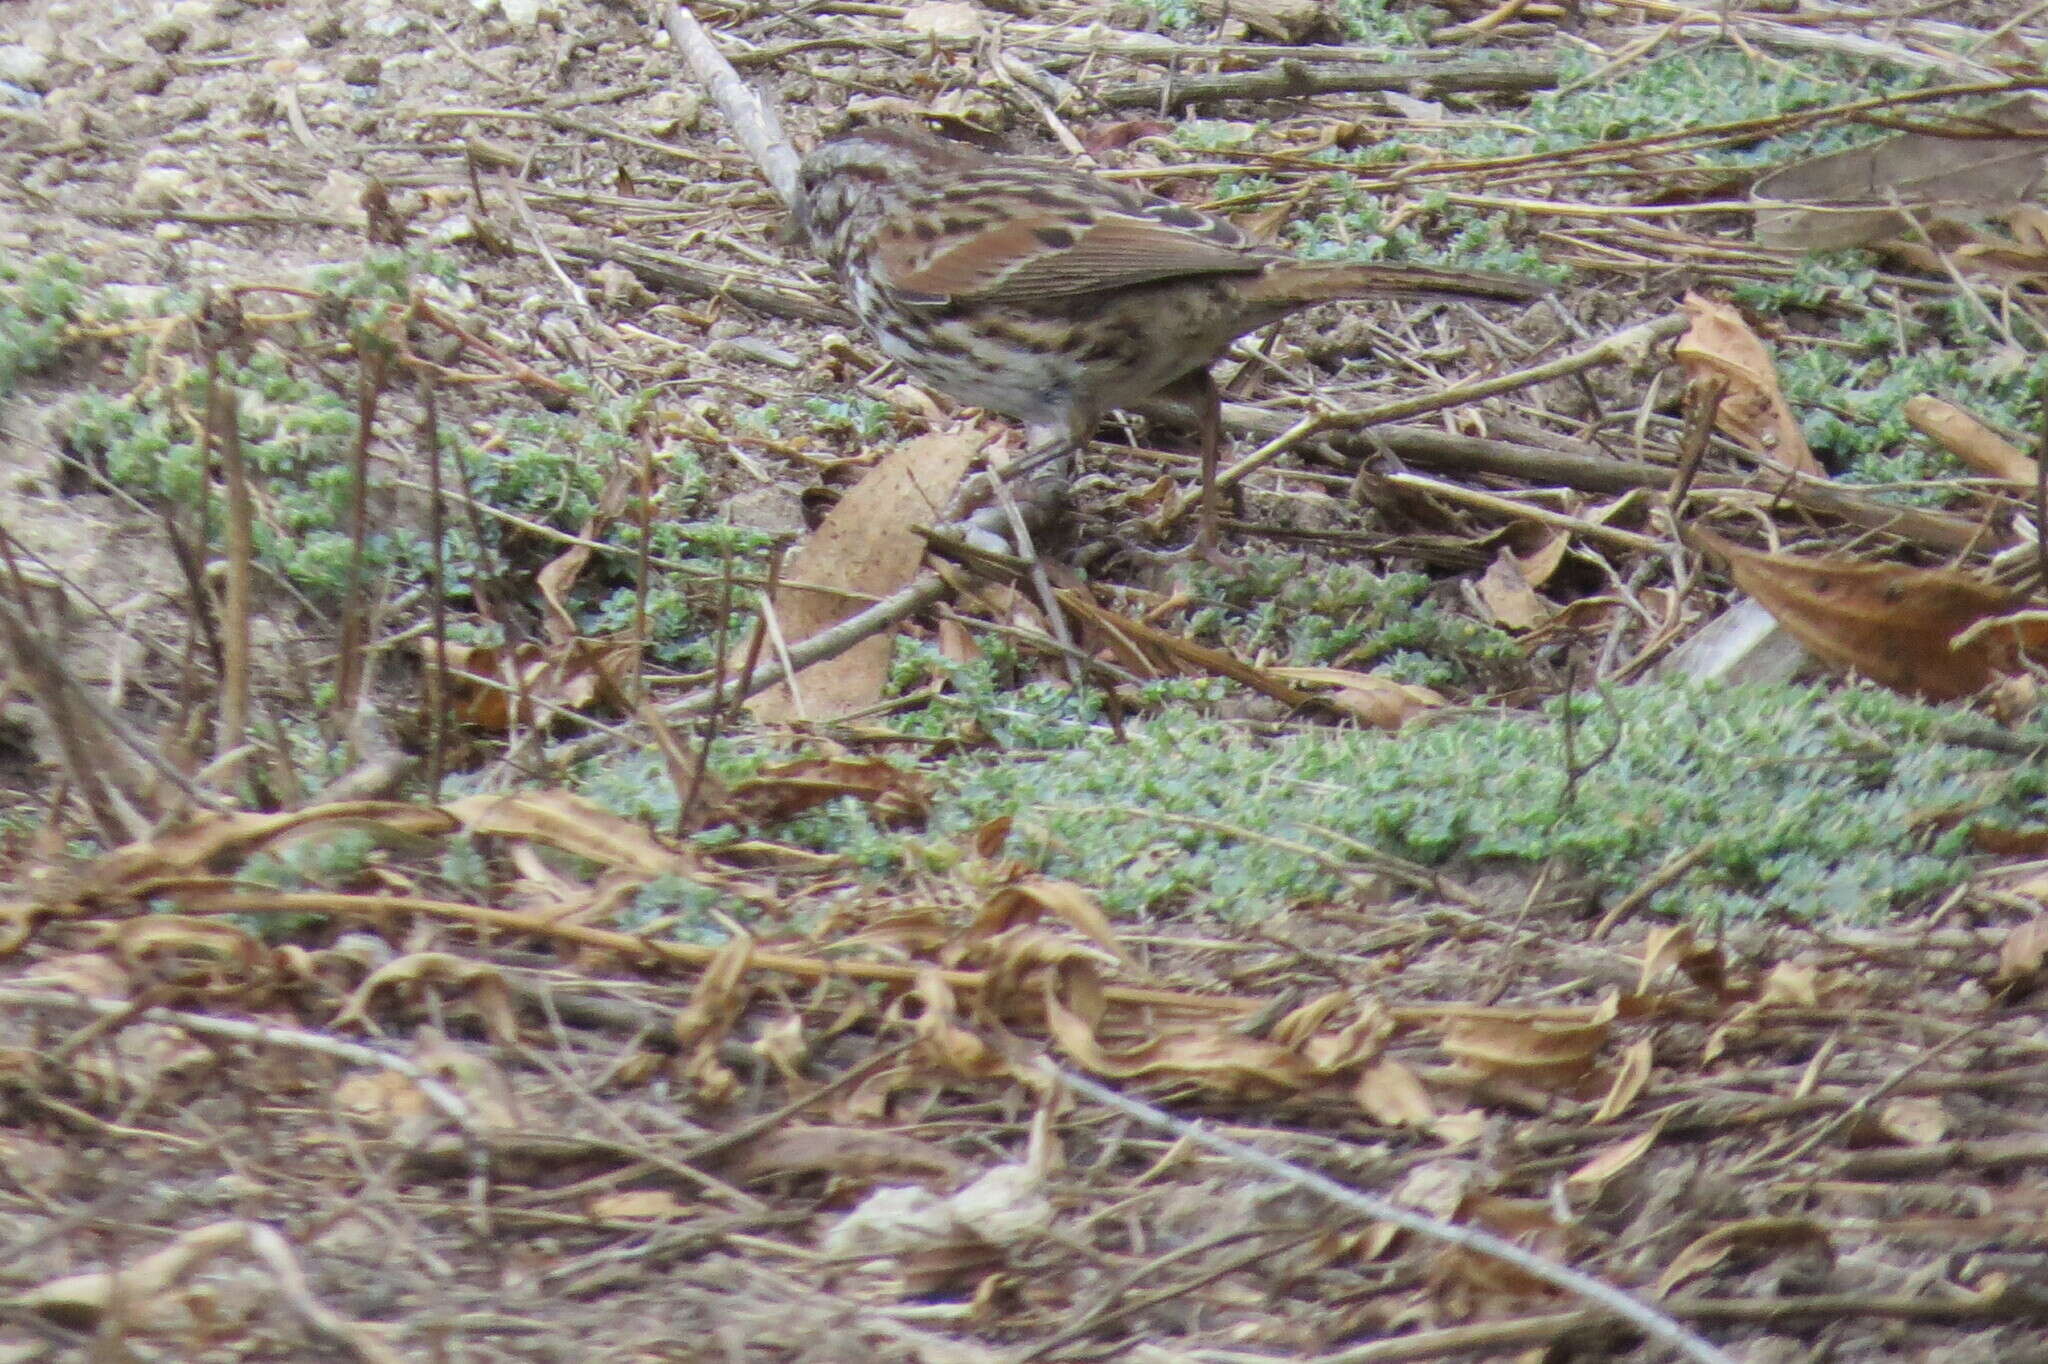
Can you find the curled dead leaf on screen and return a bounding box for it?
[1475,550,1552,631]
[1266,665,1446,730]
[969,880,1126,964]
[1675,293,1822,476]
[725,756,933,828]
[1440,1015,1609,1086]
[903,970,1003,1078]
[1565,1123,1661,1192]
[1590,1038,1655,1124]
[674,933,756,1049]
[1656,1217,1833,1297]
[1044,988,1316,1098]
[1993,915,2048,995]
[446,789,694,878]
[108,916,273,999]
[1355,1058,1436,1128]
[748,433,980,722]
[1692,527,2048,701]
[327,953,518,1044]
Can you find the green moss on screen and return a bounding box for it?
[923,680,2037,922]
[1188,558,1522,682]
[8,248,773,673]
[0,254,85,394]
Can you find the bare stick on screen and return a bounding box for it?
[663,571,951,719]
[212,359,252,773]
[1042,1059,1737,1364]
[662,6,801,202]
[1161,312,1688,531]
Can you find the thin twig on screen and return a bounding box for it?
[1042,1060,1737,1364]
[662,5,802,202]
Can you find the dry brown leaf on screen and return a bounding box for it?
[1439,1015,1608,1085]
[1355,1058,1435,1128]
[973,816,1013,859]
[1694,527,2048,700]
[674,933,756,1048]
[1565,1123,1661,1191]
[1434,1196,1579,1301]
[980,933,1113,1023]
[900,0,985,37]
[905,970,1003,1077]
[445,789,692,878]
[749,432,980,722]
[1675,294,1823,476]
[1591,1038,1655,1123]
[1059,589,1314,707]
[1756,960,1821,1008]
[1993,915,2048,993]
[1266,665,1446,730]
[1081,120,1174,156]
[1475,550,1551,631]
[1875,1097,1949,1147]
[335,1070,432,1126]
[1655,1218,1833,1297]
[416,637,628,731]
[937,614,982,665]
[1752,97,2048,251]
[969,880,1126,963]
[725,755,933,828]
[733,1126,971,1184]
[1513,531,1569,589]
[681,1039,740,1106]
[589,1190,687,1221]
[1637,923,1696,994]
[1297,1000,1395,1073]
[753,1012,809,1082]
[79,804,457,901]
[832,1064,922,1124]
[1044,989,1316,1097]
[330,952,519,1042]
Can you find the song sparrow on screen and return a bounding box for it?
[790,123,1542,552]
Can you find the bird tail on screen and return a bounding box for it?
[1249,261,1547,307]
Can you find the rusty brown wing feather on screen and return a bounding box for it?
[873,169,1270,304]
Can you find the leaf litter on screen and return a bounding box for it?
[4,0,2048,1359]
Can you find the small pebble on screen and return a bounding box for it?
[129,163,190,211]
[128,63,172,97]
[641,89,700,137]
[140,14,190,53]
[0,44,51,91]
[339,54,381,86]
[305,14,344,45]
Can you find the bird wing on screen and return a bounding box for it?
[873,172,1268,304]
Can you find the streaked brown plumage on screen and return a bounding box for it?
[790,123,1542,550]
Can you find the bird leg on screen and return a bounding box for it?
[1146,369,1229,564]
[1189,367,1224,563]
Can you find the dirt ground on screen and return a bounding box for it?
[6,0,2048,1360]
